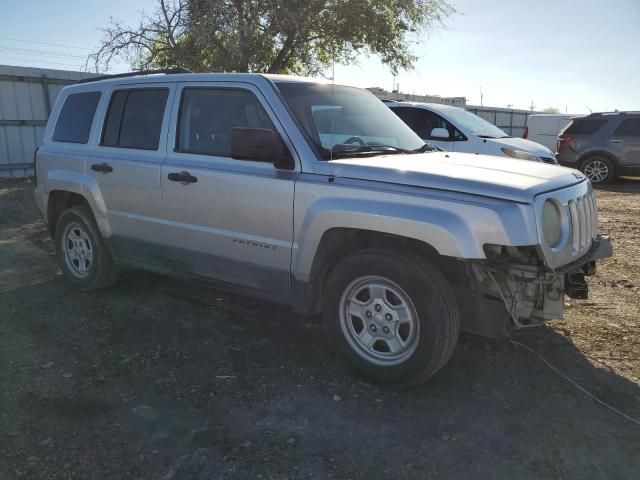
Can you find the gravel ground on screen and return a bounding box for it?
[1,177,639,479]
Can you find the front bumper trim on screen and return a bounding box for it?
[555,234,612,275]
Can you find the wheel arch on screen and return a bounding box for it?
[46,190,91,238]
[42,171,111,238]
[578,150,620,170]
[298,228,470,315]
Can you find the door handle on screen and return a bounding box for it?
[91,162,113,173]
[168,171,198,184]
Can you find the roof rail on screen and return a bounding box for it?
[381,99,399,103]
[588,111,640,116]
[77,67,192,84]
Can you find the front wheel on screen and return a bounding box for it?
[322,249,460,386]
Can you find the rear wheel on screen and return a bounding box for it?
[55,205,119,291]
[580,156,616,184]
[322,249,460,386]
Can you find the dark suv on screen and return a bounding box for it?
[557,112,640,184]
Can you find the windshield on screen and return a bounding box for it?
[444,108,508,138]
[275,82,426,158]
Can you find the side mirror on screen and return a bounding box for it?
[231,127,293,169]
[430,127,450,139]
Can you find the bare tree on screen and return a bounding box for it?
[88,0,454,75]
[87,0,191,72]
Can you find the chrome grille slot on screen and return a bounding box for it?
[578,196,586,249]
[569,200,579,252]
[590,193,598,237]
[586,194,594,241]
[569,191,597,255]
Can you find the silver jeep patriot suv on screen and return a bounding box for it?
[34,70,612,386]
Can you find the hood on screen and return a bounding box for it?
[489,136,555,157]
[330,152,585,203]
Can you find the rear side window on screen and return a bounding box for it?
[564,118,607,135]
[101,88,169,150]
[614,118,640,136]
[52,92,101,143]
[176,88,273,157]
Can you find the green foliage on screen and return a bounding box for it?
[89,0,454,75]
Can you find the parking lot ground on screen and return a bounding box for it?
[1,177,639,479]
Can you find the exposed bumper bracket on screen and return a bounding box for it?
[565,269,588,299]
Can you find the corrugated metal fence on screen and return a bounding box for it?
[0,65,91,178]
[466,105,533,138]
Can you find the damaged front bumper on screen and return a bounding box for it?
[474,234,613,330]
[559,235,613,300]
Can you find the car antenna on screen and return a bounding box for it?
[328,0,336,181]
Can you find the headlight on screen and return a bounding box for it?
[501,148,538,162]
[542,199,562,247]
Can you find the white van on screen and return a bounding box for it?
[387,101,558,164]
[524,114,575,152]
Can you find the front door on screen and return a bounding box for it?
[87,84,174,262]
[160,83,297,298]
[390,106,460,151]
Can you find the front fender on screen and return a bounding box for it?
[291,192,537,282]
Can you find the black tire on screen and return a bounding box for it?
[579,155,617,185]
[54,204,119,291]
[322,249,460,387]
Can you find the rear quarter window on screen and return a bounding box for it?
[52,91,101,144]
[614,118,640,136]
[564,118,607,135]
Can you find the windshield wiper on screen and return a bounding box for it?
[326,143,439,158]
[409,143,439,153]
[327,144,410,157]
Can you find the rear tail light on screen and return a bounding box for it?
[557,134,573,152]
[523,126,528,139]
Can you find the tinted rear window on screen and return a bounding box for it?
[52,92,101,143]
[101,88,169,150]
[564,118,607,135]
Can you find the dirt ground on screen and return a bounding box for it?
[0,177,639,479]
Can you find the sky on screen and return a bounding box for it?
[1,0,638,113]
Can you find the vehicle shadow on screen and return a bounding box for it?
[594,176,640,194]
[2,269,639,479]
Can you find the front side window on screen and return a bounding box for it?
[441,108,507,139]
[52,91,101,144]
[275,82,425,158]
[614,118,640,136]
[176,88,273,157]
[101,88,169,150]
[392,107,465,141]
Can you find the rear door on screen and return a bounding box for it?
[88,83,175,260]
[612,117,640,169]
[160,82,297,298]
